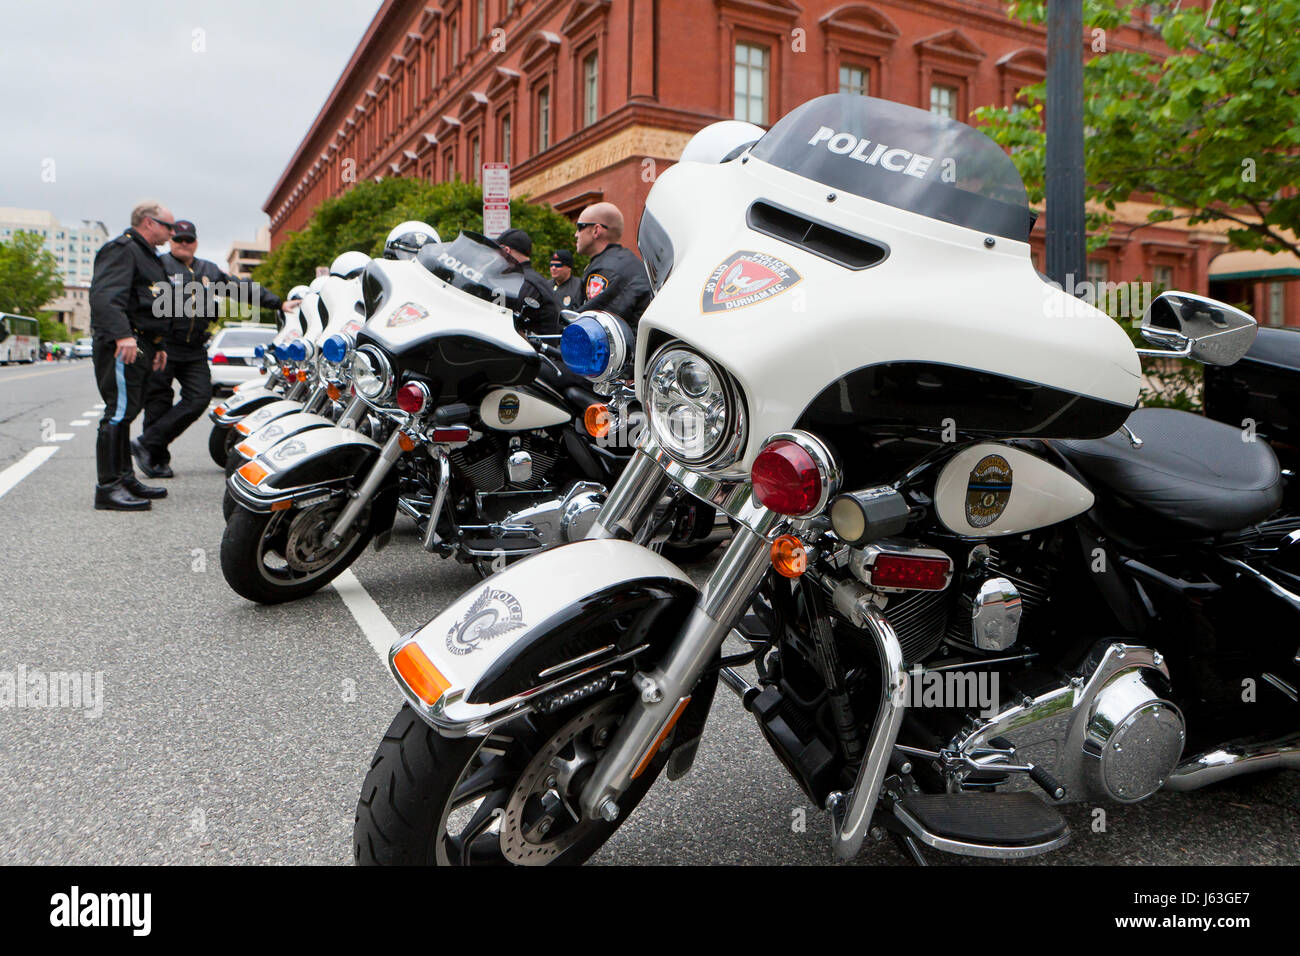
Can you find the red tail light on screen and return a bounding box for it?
[430,425,471,443]
[212,353,229,365]
[396,382,430,414]
[751,434,838,517]
[865,552,952,591]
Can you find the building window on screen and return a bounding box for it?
[582,51,599,127]
[427,42,438,89]
[536,86,550,151]
[476,0,486,43]
[930,84,957,119]
[1087,259,1109,289]
[470,134,481,182]
[1153,265,1173,291]
[500,113,512,164]
[734,43,769,125]
[839,65,868,96]
[1268,282,1286,326]
[450,15,460,65]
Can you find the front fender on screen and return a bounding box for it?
[228,425,381,511]
[390,539,700,737]
[231,411,338,464]
[229,399,305,438]
[211,387,281,424]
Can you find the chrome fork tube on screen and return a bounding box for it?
[286,379,307,402]
[337,395,365,430]
[304,384,329,415]
[324,427,406,548]
[826,602,907,860]
[422,446,451,552]
[579,524,775,819]
[587,448,671,540]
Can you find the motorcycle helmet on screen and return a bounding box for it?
[384,221,440,260]
[679,120,765,164]
[330,250,371,279]
[308,275,329,293]
[286,284,311,301]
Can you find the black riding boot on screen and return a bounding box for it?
[94,423,151,511]
[118,427,166,499]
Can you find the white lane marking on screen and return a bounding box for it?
[47,434,74,442]
[0,446,59,500]
[70,420,90,426]
[82,410,100,417]
[93,404,105,410]
[0,365,83,384]
[331,569,401,663]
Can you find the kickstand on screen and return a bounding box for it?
[896,833,930,866]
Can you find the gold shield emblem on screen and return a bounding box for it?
[966,454,1013,529]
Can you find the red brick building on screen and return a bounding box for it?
[264,0,1298,326]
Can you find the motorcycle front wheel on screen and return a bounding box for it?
[354,695,668,865]
[220,497,371,604]
[209,423,239,467]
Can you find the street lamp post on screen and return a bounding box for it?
[1045,0,1087,291]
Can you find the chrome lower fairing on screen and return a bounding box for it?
[389,539,698,736]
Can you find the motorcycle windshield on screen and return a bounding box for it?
[416,232,527,309]
[749,94,1033,242]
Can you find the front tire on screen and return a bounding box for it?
[209,423,236,467]
[354,696,668,866]
[221,497,371,604]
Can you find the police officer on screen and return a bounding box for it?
[495,228,560,336]
[548,249,582,310]
[573,202,652,328]
[132,219,284,479]
[89,202,176,511]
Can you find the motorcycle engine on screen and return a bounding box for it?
[451,431,560,493]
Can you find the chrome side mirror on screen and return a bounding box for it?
[1137,291,1257,367]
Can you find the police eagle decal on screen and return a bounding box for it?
[446,587,527,656]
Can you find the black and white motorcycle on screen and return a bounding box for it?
[354,94,1299,865]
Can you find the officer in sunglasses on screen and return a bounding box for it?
[132,219,285,479]
[573,202,652,329]
[88,201,176,511]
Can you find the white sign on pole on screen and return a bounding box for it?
[482,163,510,238]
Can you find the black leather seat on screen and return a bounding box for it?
[1054,408,1282,535]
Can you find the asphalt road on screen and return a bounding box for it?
[0,360,1296,866]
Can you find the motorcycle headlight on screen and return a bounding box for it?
[645,343,746,471]
[353,345,393,401]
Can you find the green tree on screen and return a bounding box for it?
[976,1,1300,255]
[0,230,64,317]
[254,178,585,295]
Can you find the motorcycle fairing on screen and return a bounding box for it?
[390,539,697,736]
[635,125,1140,470]
[231,399,305,437]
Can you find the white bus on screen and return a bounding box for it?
[0,313,41,364]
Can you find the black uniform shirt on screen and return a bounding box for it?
[89,228,171,343]
[550,274,583,310]
[580,244,653,328]
[515,265,561,337]
[159,253,283,352]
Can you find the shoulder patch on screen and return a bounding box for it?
[586,273,608,298]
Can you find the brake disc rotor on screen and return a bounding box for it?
[500,697,621,865]
[283,503,349,573]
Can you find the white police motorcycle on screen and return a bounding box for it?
[354,94,1298,865]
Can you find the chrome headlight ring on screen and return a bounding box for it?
[644,341,747,475]
[353,345,394,402]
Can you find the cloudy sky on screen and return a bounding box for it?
[1,0,382,268]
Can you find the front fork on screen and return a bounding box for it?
[323,426,406,549]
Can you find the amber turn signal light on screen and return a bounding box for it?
[237,461,268,486]
[770,534,808,578]
[393,642,451,705]
[585,404,611,438]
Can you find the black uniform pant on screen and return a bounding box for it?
[140,349,211,464]
[92,335,155,485]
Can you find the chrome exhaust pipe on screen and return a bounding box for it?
[1162,731,1300,791]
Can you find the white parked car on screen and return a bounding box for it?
[73,337,94,358]
[208,323,277,394]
